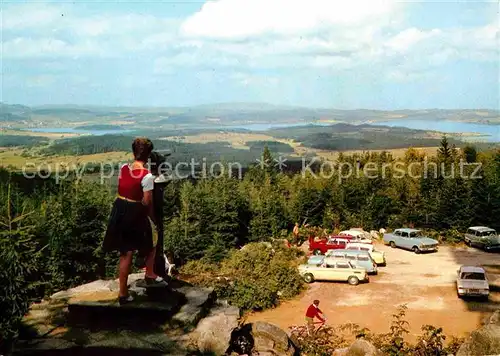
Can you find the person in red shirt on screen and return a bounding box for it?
[103,137,166,305]
[305,300,326,336]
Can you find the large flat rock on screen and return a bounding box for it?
[14,329,187,356]
[171,286,216,330]
[50,273,145,300]
[67,289,182,311]
[66,287,187,331]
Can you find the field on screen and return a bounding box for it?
[246,243,500,344]
[163,132,297,150]
[0,144,440,172]
[0,148,131,170]
[0,129,80,139]
[163,132,440,160]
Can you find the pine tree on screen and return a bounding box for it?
[0,184,38,354]
[247,176,286,242]
[463,145,477,163]
[438,135,452,164]
[261,145,275,174]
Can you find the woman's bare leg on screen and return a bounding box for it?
[119,251,133,297]
[145,247,157,278]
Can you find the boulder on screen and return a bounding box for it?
[346,339,383,356]
[457,310,500,356]
[252,321,292,354]
[192,302,240,355]
[171,286,216,328]
[333,349,349,356]
[227,321,297,356]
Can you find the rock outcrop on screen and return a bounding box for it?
[17,274,217,355]
[227,321,298,356]
[191,301,240,355]
[346,339,383,356]
[457,310,500,356]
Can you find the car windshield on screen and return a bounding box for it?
[460,272,486,280]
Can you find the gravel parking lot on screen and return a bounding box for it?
[247,243,500,343]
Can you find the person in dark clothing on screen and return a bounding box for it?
[103,137,166,305]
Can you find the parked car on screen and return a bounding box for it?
[307,255,325,265]
[308,236,351,255]
[323,252,378,275]
[456,266,489,299]
[464,226,500,251]
[345,242,386,266]
[338,230,373,244]
[298,260,369,285]
[383,228,438,254]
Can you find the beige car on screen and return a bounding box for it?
[344,242,387,266]
[298,260,369,285]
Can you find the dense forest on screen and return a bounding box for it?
[1,138,500,353]
[0,135,49,147]
[268,124,469,150]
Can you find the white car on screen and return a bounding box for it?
[456,266,489,299]
[339,230,373,244]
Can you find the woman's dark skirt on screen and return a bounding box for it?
[103,197,153,256]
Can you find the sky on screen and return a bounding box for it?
[2,0,499,109]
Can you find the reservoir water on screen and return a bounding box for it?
[369,120,500,142]
[23,120,500,142]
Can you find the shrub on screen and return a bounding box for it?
[0,185,40,354]
[181,259,220,275]
[290,323,363,356]
[41,182,115,292]
[0,241,30,355]
[220,243,304,310]
[369,304,411,355]
[181,242,304,311]
[292,304,464,356]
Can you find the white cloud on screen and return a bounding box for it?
[176,0,498,77]
[1,3,180,57]
[181,0,400,39]
[1,3,66,30]
[3,37,104,58]
[385,28,442,52]
[2,0,497,88]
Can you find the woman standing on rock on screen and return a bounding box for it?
[103,137,166,305]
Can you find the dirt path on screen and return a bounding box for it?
[246,244,500,343]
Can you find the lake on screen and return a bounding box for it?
[370,120,500,142]
[23,120,500,142]
[24,127,133,135]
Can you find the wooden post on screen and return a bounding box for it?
[153,175,168,279]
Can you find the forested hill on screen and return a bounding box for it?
[1,102,499,126]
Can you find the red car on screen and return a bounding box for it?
[308,235,353,255]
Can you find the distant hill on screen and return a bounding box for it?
[2,103,499,127]
[0,103,31,122]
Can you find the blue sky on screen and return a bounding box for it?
[2,0,498,109]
